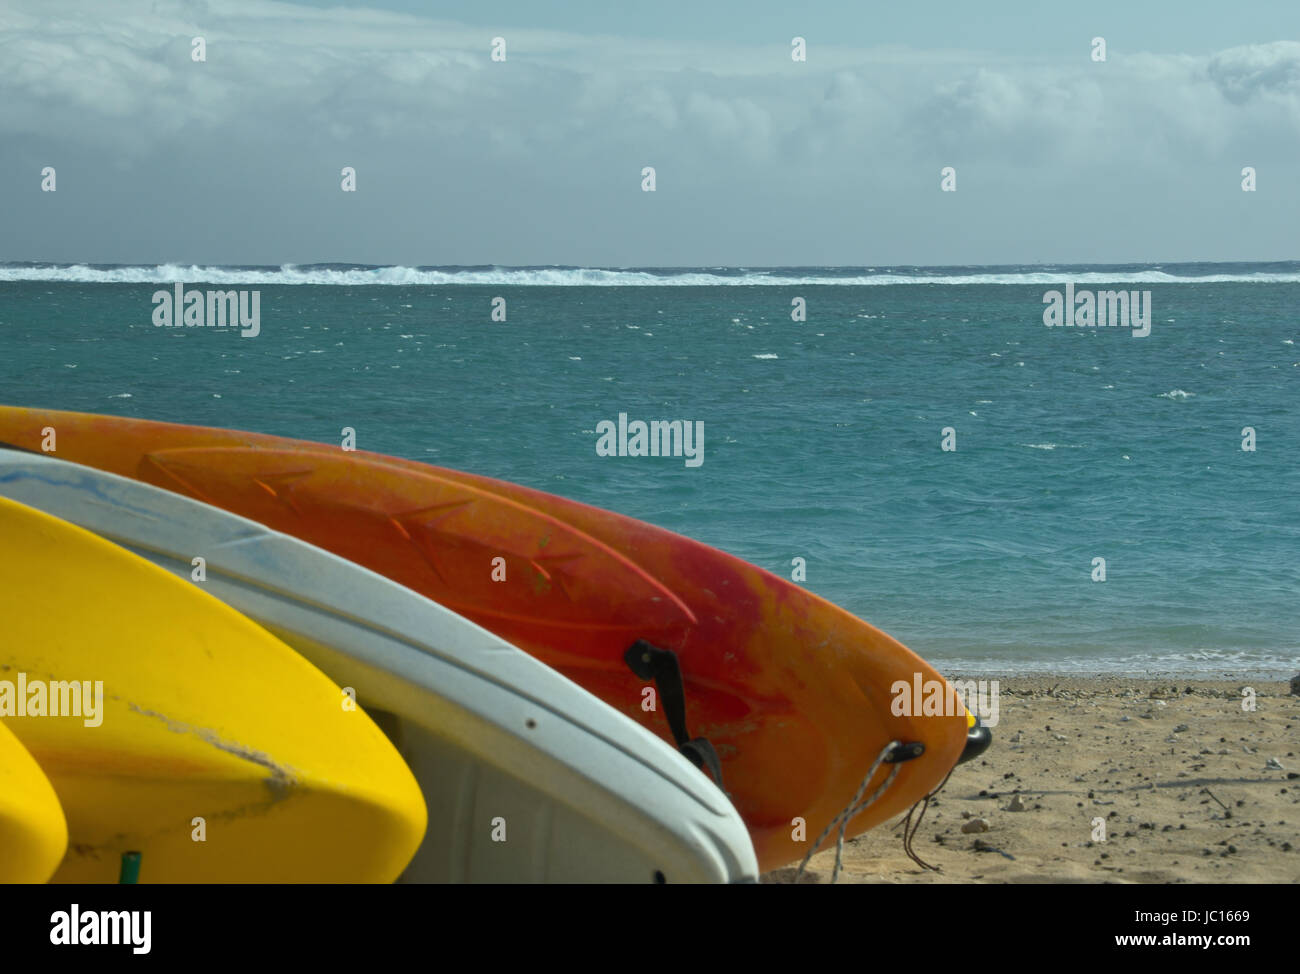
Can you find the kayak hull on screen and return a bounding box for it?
[0,721,68,883]
[0,453,758,882]
[0,494,427,883]
[0,407,969,871]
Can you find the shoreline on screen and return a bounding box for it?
[767,678,1299,883]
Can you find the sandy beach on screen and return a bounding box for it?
[768,678,1299,884]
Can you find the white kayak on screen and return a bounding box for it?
[0,451,757,883]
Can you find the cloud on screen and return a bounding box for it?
[3,1,1295,165]
[1206,40,1300,103]
[2,0,1299,263]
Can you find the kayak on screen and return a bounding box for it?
[0,494,427,883]
[0,406,971,870]
[0,720,68,883]
[0,452,757,883]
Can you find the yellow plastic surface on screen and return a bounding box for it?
[0,496,426,883]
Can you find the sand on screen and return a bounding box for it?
[766,678,1299,884]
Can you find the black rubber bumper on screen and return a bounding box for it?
[958,715,993,764]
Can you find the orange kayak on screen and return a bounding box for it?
[0,406,969,871]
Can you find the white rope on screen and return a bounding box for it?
[793,740,902,885]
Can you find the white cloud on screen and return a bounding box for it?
[3,0,1299,263]
[1206,40,1300,104]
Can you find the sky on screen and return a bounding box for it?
[2,0,1299,266]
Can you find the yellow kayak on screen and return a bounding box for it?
[0,721,68,882]
[0,496,426,883]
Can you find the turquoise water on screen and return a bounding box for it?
[3,264,1297,677]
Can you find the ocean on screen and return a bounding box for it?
[2,262,1297,678]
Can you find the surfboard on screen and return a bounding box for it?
[0,494,427,883]
[0,407,972,870]
[0,721,68,883]
[0,453,757,883]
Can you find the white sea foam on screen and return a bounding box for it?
[1158,389,1196,400]
[931,648,1298,680]
[6,264,1300,287]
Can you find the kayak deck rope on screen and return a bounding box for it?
[898,764,956,872]
[794,739,907,884]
